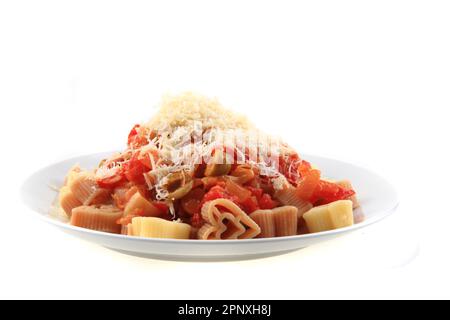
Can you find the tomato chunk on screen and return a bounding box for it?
[296,169,321,201]
[181,188,205,215]
[240,196,259,214]
[279,153,302,185]
[309,180,356,205]
[123,153,150,185]
[202,185,238,204]
[246,186,263,201]
[96,164,126,189]
[259,193,278,210]
[153,202,169,215]
[127,124,149,148]
[191,212,204,228]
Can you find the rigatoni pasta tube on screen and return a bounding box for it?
[250,206,298,238]
[130,217,191,239]
[59,186,82,217]
[69,172,98,203]
[303,200,354,233]
[272,206,298,237]
[71,205,123,234]
[275,187,312,218]
[124,192,161,217]
[69,171,111,205]
[249,210,276,238]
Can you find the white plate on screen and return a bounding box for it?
[21,152,398,261]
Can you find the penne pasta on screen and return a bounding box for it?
[70,205,124,234]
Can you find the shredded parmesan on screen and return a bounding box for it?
[146,92,253,130]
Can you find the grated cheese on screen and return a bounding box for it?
[146,92,253,130]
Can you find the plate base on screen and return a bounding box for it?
[107,247,303,262]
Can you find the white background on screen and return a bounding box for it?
[1,0,449,299]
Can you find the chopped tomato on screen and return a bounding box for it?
[127,124,149,148]
[240,196,259,214]
[123,153,150,185]
[296,169,321,201]
[153,201,169,215]
[246,186,264,201]
[127,124,140,147]
[138,149,158,169]
[138,153,152,169]
[309,180,356,205]
[116,214,139,226]
[181,188,205,215]
[279,153,302,186]
[201,185,240,207]
[297,160,313,177]
[200,183,277,214]
[191,212,204,228]
[203,186,229,202]
[96,165,126,189]
[259,193,278,210]
[97,173,125,189]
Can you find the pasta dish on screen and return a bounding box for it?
[56,92,359,240]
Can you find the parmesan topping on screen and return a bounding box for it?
[146,92,253,130]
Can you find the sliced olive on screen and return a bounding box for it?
[204,152,233,177]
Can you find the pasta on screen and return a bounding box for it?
[249,206,298,238]
[272,206,298,237]
[63,165,81,186]
[130,217,191,239]
[248,210,276,238]
[275,187,313,218]
[56,92,360,239]
[303,200,354,233]
[69,171,110,206]
[198,199,261,240]
[124,192,161,217]
[58,186,82,217]
[71,205,123,234]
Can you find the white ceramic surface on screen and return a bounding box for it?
[20,152,398,261]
